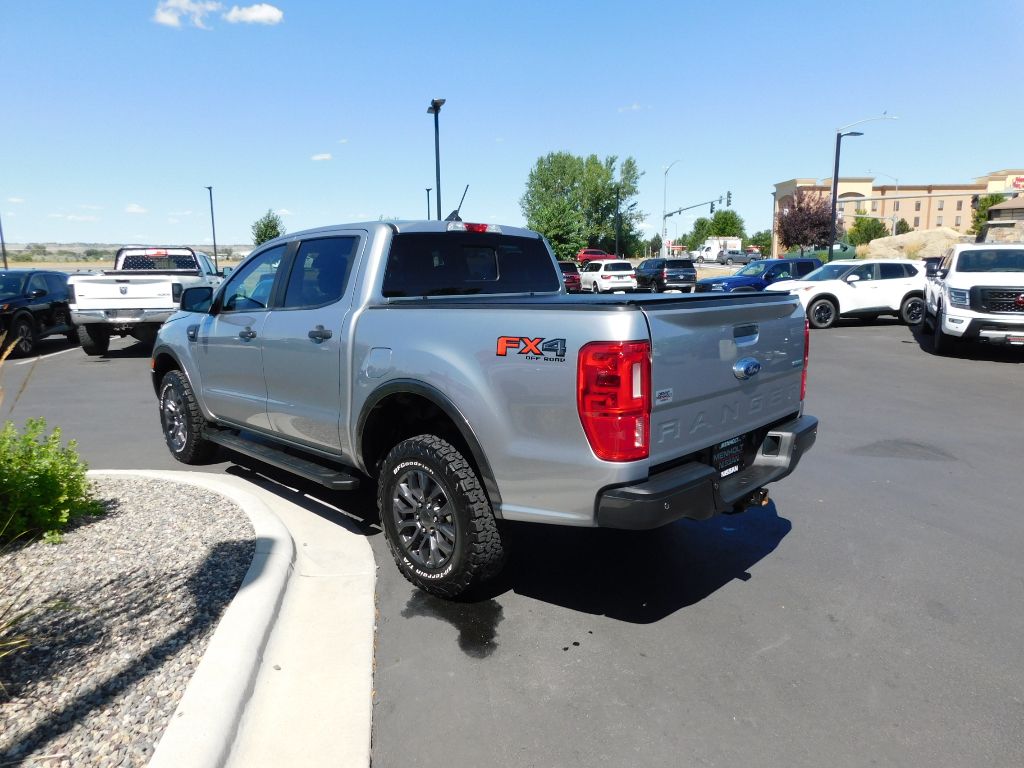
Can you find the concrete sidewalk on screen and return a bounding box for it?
[94,470,376,768]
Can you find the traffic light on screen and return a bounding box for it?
[726,191,732,207]
[710,201,716,213]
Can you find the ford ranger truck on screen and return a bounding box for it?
[68,246,223,355]
[150,221,818,598]
[924,243,1024,354]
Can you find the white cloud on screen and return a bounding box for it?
[275,208,292,216]
[168,210,193,216]
[617,103,646,113]
[154,0,223,29]
[3,211,13,217]
[7,197,24,204]
[311,153,332,161]
[223,3,283,24]
[125,203,148,214]
[67,214,98,222]
[48,213,65,219]
[78,203,103,211]
[338,138,349,144]
[168,218,180,224]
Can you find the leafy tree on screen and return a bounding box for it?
[252,209,285,245]
[847,212,890,245]
[708,209,746,238]
[648,233,663,255]
[685,217,713,251]
[746,230,772,256]
[968,193,1005,235]
[895,218,912,235]
[775,190,836,254]
[520,152,645,260]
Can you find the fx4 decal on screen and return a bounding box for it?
[496,336,567,361]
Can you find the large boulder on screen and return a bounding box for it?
[858,227,971,260]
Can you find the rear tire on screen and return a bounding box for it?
[696,255,704,264]
[8,313,36,357]
[931,306,953,355]
[78,324,110,356]
[378,435,505,598]
[901,295,925,325]
[159,370,218,464]
[591,282,600,294]
[808,298,838,329]
[726,257,734,266]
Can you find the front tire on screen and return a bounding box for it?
[8,314,35,357]
[901,295,925,325]
[726,257,734,266]
[378,435,505,598]
[808,298,838,329]
[696,255,704,264]
[78,324,110,356]
[591,282,600,294]
[931,306,953,355]
[159,370,218,464]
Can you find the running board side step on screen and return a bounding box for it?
[205,430,360,491]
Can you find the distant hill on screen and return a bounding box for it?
[3,242,254,265]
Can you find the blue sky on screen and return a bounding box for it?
[2,0,1022,246]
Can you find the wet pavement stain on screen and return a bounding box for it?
[850,439,955,461]
[401,591,503,658]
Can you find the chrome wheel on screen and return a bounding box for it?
[391,467,456,570]
[161,386,188,453]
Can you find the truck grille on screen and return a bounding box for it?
[972,287,1024,313]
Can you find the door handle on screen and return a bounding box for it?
[238,327,257,340]
[308,324,333,343]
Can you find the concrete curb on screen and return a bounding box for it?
[89,470,296,768]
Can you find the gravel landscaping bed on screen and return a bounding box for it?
[0,475,255,767]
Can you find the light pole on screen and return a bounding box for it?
[868,170,899,234]
[0,210,8,270]
[204,186,219,272]
[828,114,898,261]
[770,191,777,258]
[661,159,681,257]
[427,98,445,220]
[425,188,432,220]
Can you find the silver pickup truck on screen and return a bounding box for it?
[151,221,817,597]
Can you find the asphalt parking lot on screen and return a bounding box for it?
[6,321,1023,768]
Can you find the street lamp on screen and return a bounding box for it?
[661,159,681,257]
[0,210,8,270]
[828,114,898,260]
[868,170,899,234]
[426,98,445,221]
[425,187,432,220]
[204,186,218,272]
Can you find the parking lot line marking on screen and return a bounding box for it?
[14,347,79,365]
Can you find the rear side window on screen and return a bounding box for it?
[383,233,559,296]
[283,237,357,308]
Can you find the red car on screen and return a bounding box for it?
[576,248,613,264]
[558,261,582,292]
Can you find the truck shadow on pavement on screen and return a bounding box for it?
[482,503,792,623]
[907,324,1024,363]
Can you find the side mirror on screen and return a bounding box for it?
[925,264,939,277]
[180,286,214,312]
[219,266,234,277]
[846,274,861,284]
[30,289,47,298]
[938,268,949,279]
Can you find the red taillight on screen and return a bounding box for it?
[464,222,489,233]
[577,340,651,462]
[662,268,668,278]
[801,319,809,401]
[601,274,611,279]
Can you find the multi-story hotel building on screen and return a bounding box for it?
[771,169,1024,255]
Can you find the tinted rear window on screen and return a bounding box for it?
[383,232,559,296]
[605,262,633,272]
[558,262,580,275]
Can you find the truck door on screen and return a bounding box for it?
[261,235,360,453]
[195,243,288,429]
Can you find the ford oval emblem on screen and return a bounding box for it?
[733,357,762,380]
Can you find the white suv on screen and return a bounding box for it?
[770,259,926,329]
[579,260,637,293]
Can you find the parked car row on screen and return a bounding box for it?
[0,269,77,356]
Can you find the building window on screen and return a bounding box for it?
[871,200,878,211]
[915,201,922,211]
[938,200,944,211]
[914,217,920,227]
[895,201,900,211]
[957,200,963,211]
[937,216,943,226]
[955,216,961,227]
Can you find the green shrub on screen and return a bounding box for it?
[0,418,104,543]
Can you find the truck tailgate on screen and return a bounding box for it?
[71,275,176,308]
[644,295,805,467]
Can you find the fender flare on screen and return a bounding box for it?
[356,379,502,511]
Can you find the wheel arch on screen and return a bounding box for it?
[356,380,502,512]
[151,347,188,397]
[808,292,841,312]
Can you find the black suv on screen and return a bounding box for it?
[0,269,76,356]
[634,258,697,292]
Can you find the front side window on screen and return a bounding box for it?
[737,262,769,276]
[849,264,875,282]
[27,274,48,294]
[219,244,287,312]
[0,273,27,299]
[282,237,357,309]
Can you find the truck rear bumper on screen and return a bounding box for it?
[595,414,818,529]
[71,308,174,326]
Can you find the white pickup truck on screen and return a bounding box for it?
[923,243,1024,354]
[68,246,223,355]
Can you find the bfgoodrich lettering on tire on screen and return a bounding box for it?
[159,370,217,464]
[378,434,505,598]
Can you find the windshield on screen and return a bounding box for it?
[803,263,854,281]
[0,272,27,299]
[605,262,633,272]
[956,249,1024,272]
[736,262,770,277]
